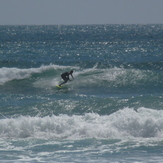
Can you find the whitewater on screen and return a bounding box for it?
[0,24,163,162]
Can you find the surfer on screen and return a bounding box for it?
[59,70,74,86]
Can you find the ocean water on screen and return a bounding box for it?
[0,24,163,163]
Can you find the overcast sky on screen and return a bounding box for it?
[0,0,163,25]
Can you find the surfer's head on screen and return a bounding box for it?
[69,70,73,74]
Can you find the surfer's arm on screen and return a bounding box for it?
[70,74,74,80]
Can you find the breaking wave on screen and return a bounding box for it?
[1,107,163,139]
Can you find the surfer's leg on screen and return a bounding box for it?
[59,81,66,86]
[59,78,68,86]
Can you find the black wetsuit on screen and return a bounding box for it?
[61,72,69,83]
[59,71,73,86]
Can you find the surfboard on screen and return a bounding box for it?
[56,85,62,89]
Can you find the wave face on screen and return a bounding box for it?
[0,64,162,92]
[0,25,163,162]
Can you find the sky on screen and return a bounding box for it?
[0,0,163,25]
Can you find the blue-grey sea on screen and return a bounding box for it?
[0,25,163,163]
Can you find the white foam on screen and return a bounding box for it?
[1,107,163,140]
